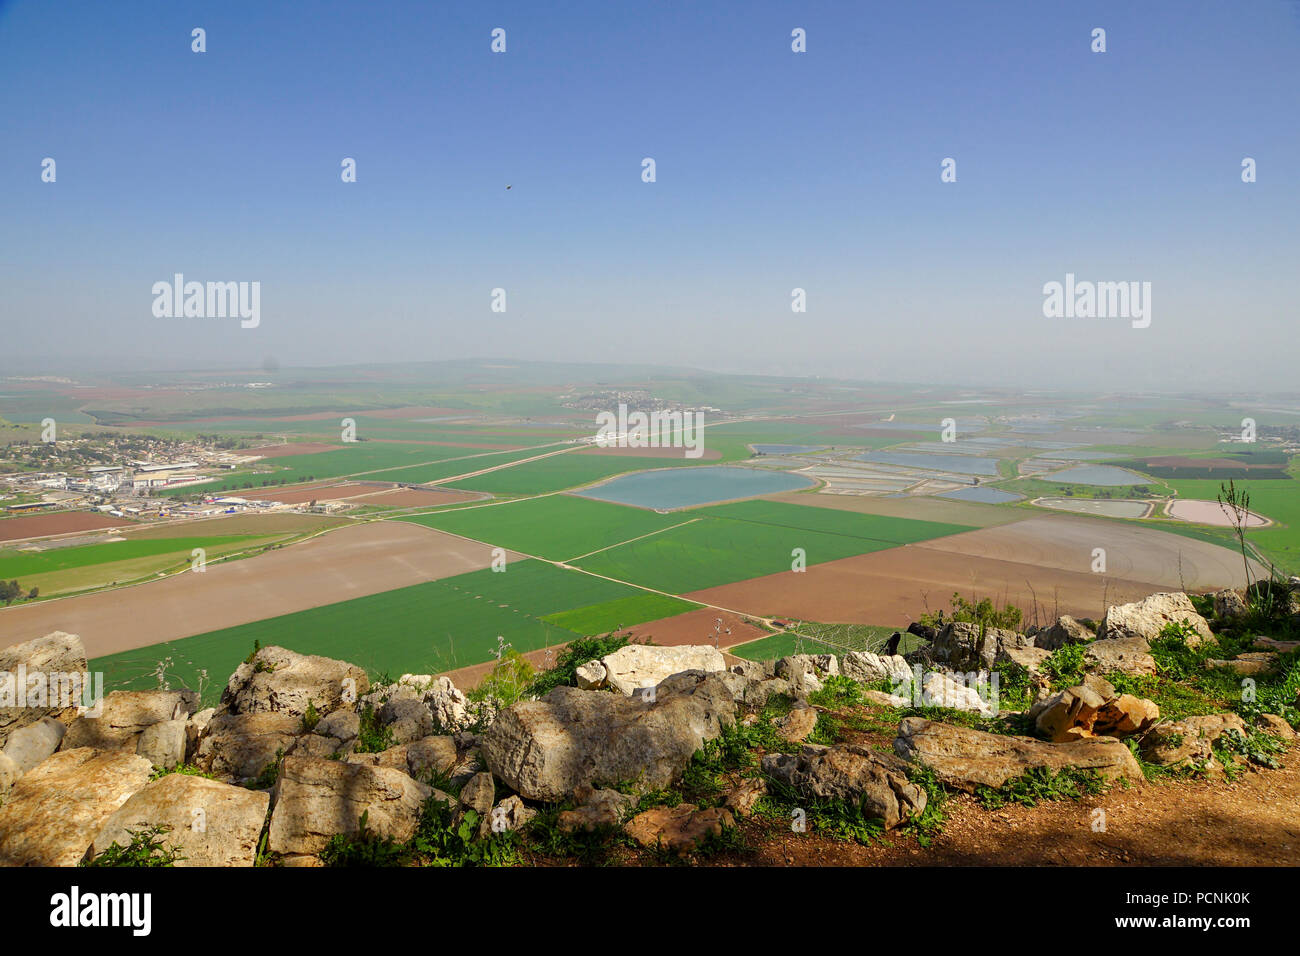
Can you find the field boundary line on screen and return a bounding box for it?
[564,518,702,562]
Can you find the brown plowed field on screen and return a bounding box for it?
[619,607,768,647]
[911,514,1262,589]
[686,546,1161,628]
[0,512,133,543]
[0,523,516,658]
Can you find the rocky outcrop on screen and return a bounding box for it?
[88,773,271,867]
[777,705,819,742]
[625,804,734,855]
[601,644,726,696]
[840,651,912,685]
[894,717,1144,791]
[483,671,736,801]
[267,755,449,864]
[0,631,87,750]
[761,743,927,829]
[0,748,154,866]
[925,622,1034,672]
[557,785,636,833]
[1139,714,1248,768]
[61,689,197,752]
[1097,592,1213,646]
[1205,653,1277,676]
[196,711,303,782]
[1029,676,1158,743]
[1083,636,1158,677]
[2,715,66,775]
[1034,616,1095,651]
[219,645,368,718]
[1211,588,1249,621]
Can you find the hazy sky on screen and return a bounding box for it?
[1,1,1298,390]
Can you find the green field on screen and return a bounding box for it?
[90,560,684,704]
[397,494,688,560]
[1163,476,1300,575]
[573,504,972,594]
[445,452,702,496]
[729,624,914,661]
[540,593,700,635]
[0,535,264,580]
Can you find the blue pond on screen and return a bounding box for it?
[854,451,1001,476]
[577,466,814,510]
[1050,465,1149,486]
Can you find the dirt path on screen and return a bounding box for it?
[733,747,1300,867]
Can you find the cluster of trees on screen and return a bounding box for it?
[0,580,37,605]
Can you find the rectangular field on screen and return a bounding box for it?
[445,452,701,496]
[87,559,682,703]
[398,494,687,560]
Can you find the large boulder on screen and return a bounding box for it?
[1083,636,1157,677]
[894,717,1144,791]
[927,622,1034,672]
[0,748,154,866]
[87,773,270,867]
[840,651,912,685]
[196,711,303,782]
[1034,616,1096,651]
[483,671,736,801]
[0,631,88,749]
[219,645,368,719]
[917,670,997,716]
[267,755,449,864]
[1097,592,1213,646]
[2,715,66,775]
[1030,678,1157,743]
[601,644,726,696]
[62,690,198,752]
[1211,588,1249,621]
[762,743,927,830]
[136,718,189,771]
[625,804,735,856]
[1139,714,1247,768]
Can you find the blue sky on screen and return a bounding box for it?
[1,0,1298,389]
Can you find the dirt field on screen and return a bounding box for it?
[687,546,1184,628]
[347,487,483,507]
[236,482,482,507]
[619,607,768,648]
[250,442,341,458]
[761,489,1024,528]
[0,512,134,543]
[0,523,517,658]
[912,514,1261,588]
[121,512,345,538]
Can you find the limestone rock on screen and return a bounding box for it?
[88,773,270,867]
[1097,592,1213,646]
[557,785,636,832]
[723,778,767,818]
[1211,588,1249,621]
[918,670,997,716]
[1255,713,1296,739]
[840,651,912,685]
[196,711,302,782]
[601,644,726,696]
[0,748,154,866]
[219,645,368,719]
[406,735,462,779]
[379,697,434,744]
[624,804,734,856]
[1139,714,1247,768]
[1205,653,1277,677]
[62,690,197,752]
[1035,616,1096,651]
[928,622,1032,672]
[894,717,1144,791]
[267,755,447,863]
[136,718,189,771]
[483,671,736,801]
[0,631,87,749]
[0,752,18,795]
[454,771,495,838]
[1083,636,1157,677]
[2,715,66,775]
[761,743,926,830]
[315,709,360,742]
[491,794,538,833]
[575,660,607,690]
[778,705,819,742]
